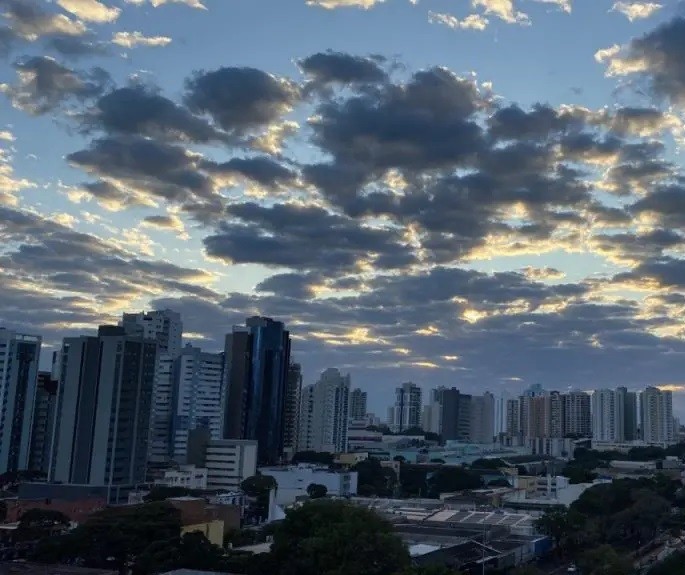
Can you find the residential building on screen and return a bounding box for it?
[592,389,625,442]
[259,464,358,505]
[470,392,495,444]
[350,387,368,420]
[50,326,157,487]
[620,387,638,440]
[494,392,508,436]
[562,392,591,437]
[527,437,575,458]
[204,439,258,491]
[505,399,521,437]
[120,309,183,358]
[545,392,564,438]
[298,368,350,453]
[640,386,675,445]
[421,387,445,435]
[156,465,208,490]
[283,363,302,456]
[223,317,291,464]
[170,346,224,463]
[441,388,471,441]
[0,328,42,473]
[28,371,58,474]
[388,383,423,433]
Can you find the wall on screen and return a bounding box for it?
[4,497,106,524]
[181,520,224,546]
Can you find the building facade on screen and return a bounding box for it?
[388,383,423,433]
[350,388,368,420]
[204,439,258,491]
[28,371,58,474]
[121,309,183,358]
[50,326,156,486]
[259,464,358,505]
[640,387,675,445]
[470,392,495,444]
[223,317,291,464]
[562,392,591,437]
[298,368,350,453]
[0,328,42,473]
[441,388,471,441]
[283,363,302,457]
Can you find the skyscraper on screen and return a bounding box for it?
[50,326,156,486]
[562,391,591,437]
[283,363,302,456]
[28,372,58,474]
[0,328,42,473]
[223,317,291,464]
[470,392,495,444]
[387,382,422,433]
[349,388,368,420]
[623,389,638,440]
[505,398,521,437]
[170,345,224,463]
[592,389,625,441]
[640,386,674,445]
[441,388,471,441]
[121,309,183,358]
[298,368,350,453]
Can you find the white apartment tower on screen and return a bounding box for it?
[0,328,42,473]
[640,387,675,445]
[121,309,183,358]
[470,392,495,444]
[298,368,351,453]
[592,389,624,442]
[563,391,591,437]
[388,382,423,433]
[170,345,224,462]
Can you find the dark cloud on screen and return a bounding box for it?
[207,156,297,189]
[44,34,109,59]
[631,183,685,229]
[487,104,581,141]
[255,272,320,299]
[0,0,86,41]
[204,201,414,273]
[615,257,685,289]
[299,51,388,91]
[184,67,300,136]
[84,86,227,143]
[2,56,111,115]
[0,26,18,57]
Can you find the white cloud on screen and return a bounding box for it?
[595,44,649,76]
[112,31,172,48]
[428,11,489,30]
[471,0,529,25]
[125,0,207,8]
[611,2,662,21]
[305,0,384,8]
[57,0,121,23]
[533,0,572,13]
[0,131,15,142]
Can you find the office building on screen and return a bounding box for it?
[283,363,302,456]
[441,388,471,441]
[562,391,591,437]
[592,389,625,442]
[388,382,422,433]
[470,392,495,444]
[259,464,358,506]
[350,388,368,420]
[421,387,446,435]
[28,372,58,474]
[121,309,183,358]
[640,387,675,445]
[298,368,350,453]
[204,439,258,491]
[50,326,157,486]
[170,346,224,463]
[0,328,42,473]
[223,317,291,464]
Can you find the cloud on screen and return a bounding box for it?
[0,0,87,41]
[57,0,121,23]
[533,0,572,13]
[472,0,529,25]
[184,67,300,136]
[611,2,662,21]
[299,51,388,90]
[125,0,206,9]
[0,139,35,206]
[305,0,384,8]
[1,56,111,115]
[428,11,489,31]
[112,31,172,48]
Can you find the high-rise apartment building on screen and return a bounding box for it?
[0,328,42,473]
[28,372,58,474]
[350,388,368,420]
[50,326,156,487]
[223,317,291,464]
[562,391,591,437]
[640,387,675,445]
[298,368,350,453]
[387,382,422,433]
[421,387,445,435]
[619,387,638,440]
[441,388,471,441]
[592,388,625,441]
[470,392,495,444]
[170,346,224,463]
[505,398,521,436]
[121,309,183,358]
[283,363,302,456]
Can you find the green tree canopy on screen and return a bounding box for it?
[134,531,229,575]
[577,544,634,575]
[253,500,410,575]
[353,458,396,497]
[427,467,481,496]
[292,451,335,465]
[306,483,328,499]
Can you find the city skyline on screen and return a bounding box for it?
[4,1,685,415]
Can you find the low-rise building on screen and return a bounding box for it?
[204,439,258,491]
[259,464,358,506]
[156,465,208,490]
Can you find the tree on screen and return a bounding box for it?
[577,545,634,575]
[306,483,328,499]
[16,508,70,541]
[134,531,229,575]
[534,507,585,555]
[242,473,278,522]
[427,467,481,497]
[292,451,335,465]
[143,486,196,501]
[403,426,425,436]
[648,550,685,575]
[353,458,396,497]
[257,500,411,575]
[471,458,506,470]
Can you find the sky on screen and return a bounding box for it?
[3,0,685,417]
